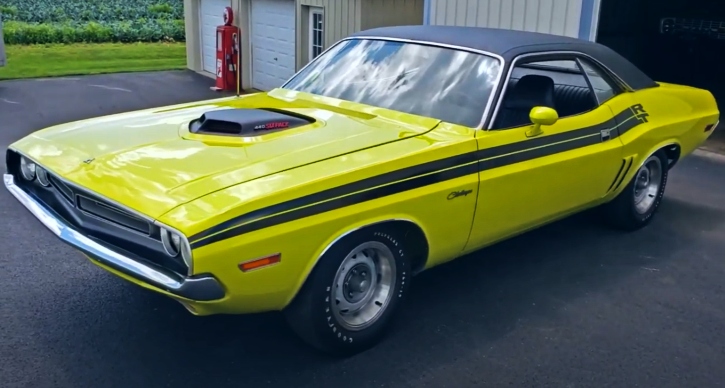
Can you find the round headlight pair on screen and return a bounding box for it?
[161,227,192,269]
[36,167,51,186]
[19,156,36,181]
[19,156,51,186]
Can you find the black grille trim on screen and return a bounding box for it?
[77,195,151,235]
[46,171,154,238]
[49,174,73,203]
[5,148,188,276]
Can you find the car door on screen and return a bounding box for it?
[464,54,626,251]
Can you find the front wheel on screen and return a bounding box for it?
[602,150,669,231]
[283,228,411,356]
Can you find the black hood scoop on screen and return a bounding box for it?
[189,108,314,136]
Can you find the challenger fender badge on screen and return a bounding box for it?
[82,158,95,164]
[447,189,473,200]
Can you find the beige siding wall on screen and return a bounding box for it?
[184,0,202,72]
[184,0,425,85]
[429,0,582,38]
[361,0,425,30]
[296,0,363,69]
[294,0,424,70]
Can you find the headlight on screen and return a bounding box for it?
[36,167,51,187]
[19,157,36,181]
[160,227,192,270]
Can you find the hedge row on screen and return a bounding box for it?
[0,0,183,24]
[2,20,185,45]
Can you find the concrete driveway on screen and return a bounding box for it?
[1,71,725,388]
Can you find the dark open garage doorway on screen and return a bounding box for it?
[597,0,725,100]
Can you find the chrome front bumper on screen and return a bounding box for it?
[3,173,225,301]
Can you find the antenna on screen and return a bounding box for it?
[234,32,241,97]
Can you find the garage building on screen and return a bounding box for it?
[426,0,725,101]
[184,0,424,91]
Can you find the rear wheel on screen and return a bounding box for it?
[602,150,668,231]
[284,228,411,356]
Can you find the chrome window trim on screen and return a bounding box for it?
[486,50,634,132]
[280,35,507,131]
[575,56,627,106]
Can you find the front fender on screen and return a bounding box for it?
[166,204,433,314]
[284,215,430,308]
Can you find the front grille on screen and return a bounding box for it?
[49,174,73,203]
[6,148,189,276]
[77,195,151,235]
[47,171,153,237]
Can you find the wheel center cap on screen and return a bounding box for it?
[636,170,650,190]
[357,279,369,292]
[343,264,373,302]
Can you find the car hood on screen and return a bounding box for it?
[10,89,440,219]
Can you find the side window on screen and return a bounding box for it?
[492,59,599,130]
[576,58,622,104]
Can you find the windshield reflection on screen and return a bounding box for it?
[283,38,501,128]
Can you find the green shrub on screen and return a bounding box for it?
[0,5,19,18]
[3,20,185,44]
[0,0,184,23]
[0,0,186,44]
[149,4,174,15]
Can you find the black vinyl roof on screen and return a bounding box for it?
[351,25,658,91]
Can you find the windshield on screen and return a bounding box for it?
[282,38,502,128]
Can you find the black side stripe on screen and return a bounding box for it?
[187,151,479,243]
[479,133,602,171]
[191,162,479,248]
[188,119,613,243]
[616,106,649,137]
[189,105,647,249]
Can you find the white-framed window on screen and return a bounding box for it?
[309,8,324,60]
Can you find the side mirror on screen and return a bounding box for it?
[527,106,558,137]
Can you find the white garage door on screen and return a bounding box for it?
[251,0,296,91]
[200,0,232,74]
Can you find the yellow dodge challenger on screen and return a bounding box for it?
[4,26,720,355]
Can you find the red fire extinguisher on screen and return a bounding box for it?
[214,6,240,92]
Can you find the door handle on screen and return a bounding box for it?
[600,128,612,142]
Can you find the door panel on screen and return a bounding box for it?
[465,103,623,251]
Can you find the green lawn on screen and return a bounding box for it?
[0,42,187,80]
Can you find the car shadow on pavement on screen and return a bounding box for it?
[26,196,725,387]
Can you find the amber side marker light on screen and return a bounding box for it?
[238,253,281,272]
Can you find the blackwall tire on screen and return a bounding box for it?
[603,150,669,231]
[283,227,412,356]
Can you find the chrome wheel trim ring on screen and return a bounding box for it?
[329,241,397,332]
[633,155,663,214]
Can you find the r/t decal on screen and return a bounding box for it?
[630,104,649,123]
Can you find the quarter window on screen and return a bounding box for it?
[576,58,622,104]
[309,9,324,60]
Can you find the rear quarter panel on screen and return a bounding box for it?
[613,83,719,192]
[157,123,479,313]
